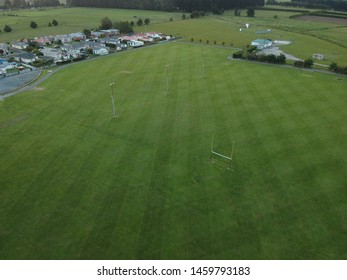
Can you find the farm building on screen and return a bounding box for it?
[313,53,324,61]
[251,39,272,49]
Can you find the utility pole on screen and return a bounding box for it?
[110,82,116,117]
[201,52,206,78]
[166,65,169,95]
[202,52,205,78]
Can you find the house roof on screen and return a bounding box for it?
[0,58,8,64]
[15,52,37,59]
[251,39,272,46]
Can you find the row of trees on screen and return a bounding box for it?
[267,0,347,12]
[1,0,61,9]
[99,16,150,33]
[233,48,287,65]
[329,62,347,75]
[1,19,58,33]
[66,0,265,12]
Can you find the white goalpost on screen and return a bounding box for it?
[210,135,235,169]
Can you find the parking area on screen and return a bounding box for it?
[0,70,41,95]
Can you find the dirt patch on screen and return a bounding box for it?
[0,113,30,129]
[297,16,347,25]
[119,70,133,75]
[35,87,45,91]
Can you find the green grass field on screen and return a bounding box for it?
[1,43,347,259]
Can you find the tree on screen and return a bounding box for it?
[304,58,314,68]
[247,8,255,17]
[30,21,38,29]
[329,62,338,72]
[144,18,150,25]
[234,9,241,16]
[4,25,12,33]
[182,13,187,20]
[13,0,26,8]
[100,17,112,30]
[83,28,91,38]
[113,21,133,34]
[4,0,12,9]
[137,18,143,26]
[52,19,58,26]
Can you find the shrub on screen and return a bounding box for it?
[329,62,338,72]
[4,24,12,33]
[233,51,243,59]
[30,21,38,29]
[190,11,205,19]
[304,58,314,68]
[137,18,143,26]
[294,60,304,68]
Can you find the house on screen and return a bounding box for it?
[91,31,104,39]
[0,58,7,65]
[99,38,119,48]
[62,43,87,53]
[0,58,15,75]
[0,43,9,55]
[251,39,272,50]
[313,54,324,61]
[100,29,120,37]
[145,32,161,39]
[70,32,86,41]
[11,42,29,50]
[127,40,144,48]
[54,34,72,44]
[116,42,128,51]
[13,52,37,64]
[33,36,54,45]
[92,47,109,55]
[40,48,70,62]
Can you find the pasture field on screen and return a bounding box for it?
[0,7,182,42]
[1,43,347,259]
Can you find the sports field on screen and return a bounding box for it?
[1,43,347,259]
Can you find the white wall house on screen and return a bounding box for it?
[14,52,37,64]
[128,40,144,48]
[93,47,109,55]
[11,42,29,50]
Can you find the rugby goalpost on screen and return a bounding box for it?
[210,135,235,169]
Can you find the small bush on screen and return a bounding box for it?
[4,24,12,33]
[30,21,38,29]
[233,51,243,59]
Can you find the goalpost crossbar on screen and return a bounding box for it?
[211,150,232,161]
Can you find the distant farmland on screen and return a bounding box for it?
[1,43,346,259]
[1,7,347,64]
